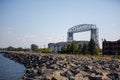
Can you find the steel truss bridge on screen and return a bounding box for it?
[67,24,99,46]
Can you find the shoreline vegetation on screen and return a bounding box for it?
[0,51,120,80]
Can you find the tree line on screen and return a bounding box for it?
[0,39,100,55]
[0,46,30,52]
[0,44,51,53]
[61,39,100,55]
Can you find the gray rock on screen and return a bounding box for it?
[107,72,120,80]
[70,68,79,76]
[48,64,59,70]
[51,77,57,80]
[60,70,73,77]
[88,76,102,80]
[69,76,75,80]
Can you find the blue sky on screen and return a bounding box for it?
[0,0,120,48]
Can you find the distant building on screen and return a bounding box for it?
[48,41,89,53]
[102,39,120,55]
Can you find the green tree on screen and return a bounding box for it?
[78,44,82,54]
[67,44,71,53]
[31,44,39,52]
[7,46,15,51]
[17,47,23,51]
[61,46,67,53]
[23,48,30,52]
[70,41,78,53]
[82,43,87,55]
[39,48,52,53]
[88,38,99,55]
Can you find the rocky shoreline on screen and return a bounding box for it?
[1,52,120,80]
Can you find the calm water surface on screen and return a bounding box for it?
[0,53,26,80]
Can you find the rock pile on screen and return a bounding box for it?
[3,52,120,80]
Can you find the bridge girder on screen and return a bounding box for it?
[67,24,99,46]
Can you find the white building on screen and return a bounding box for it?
[48,41,89,52]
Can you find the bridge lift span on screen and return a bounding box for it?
[67,24,99,46]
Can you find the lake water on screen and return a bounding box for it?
[0,53,26,80]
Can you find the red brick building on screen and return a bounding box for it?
[102,39,120,55]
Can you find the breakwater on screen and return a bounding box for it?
[2,52,120,80]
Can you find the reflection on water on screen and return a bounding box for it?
[0,53,26,80]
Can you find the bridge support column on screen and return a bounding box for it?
[67,32,73,42]
[91,28,99,46]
